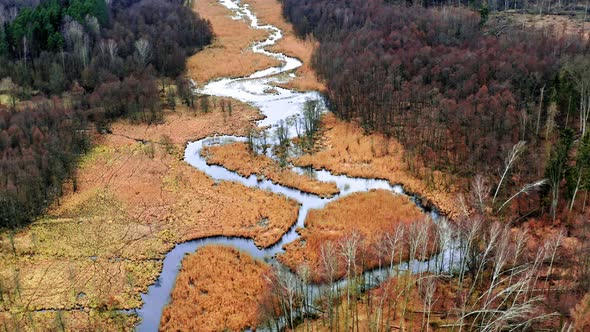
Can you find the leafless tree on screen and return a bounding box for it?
[493,141,526,204]
[419,276,437,332]
[135,38,151,67]
[63,20,90,69]
[471,174,490,214]
[496,179,547,213]
[339,232,360,331]
[564,56,590,136]
[99,39,118,63]
[320,241,339,331]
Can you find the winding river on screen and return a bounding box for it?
[136,1,458,330]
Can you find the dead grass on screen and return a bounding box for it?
[107,101,264,148]
[188,0,280,83]
[294,274,446,332]
[278,189,426,282]
[502,12,590,40]
[0,103,298,326]
[243,0,325,92]
[160,245,270,332]
[0,310,138,331]
[202,141,339,197]
[293,113,459,218]
[188,0,324,90]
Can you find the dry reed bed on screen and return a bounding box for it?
[188,0,280,84]
[278,189,434,282]
[160,246,269,332]
[294,113,459,218]
[0,103,298,329]
[243,0,325,92]
[0,310,139,331]
[202,141,340,197]
[504,13,590,40]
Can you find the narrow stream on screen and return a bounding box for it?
[136,1,458,330]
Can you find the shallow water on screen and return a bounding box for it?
[135,1,458,330]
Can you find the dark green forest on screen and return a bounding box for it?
[0,0,212,227]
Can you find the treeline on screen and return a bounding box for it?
[0,0,212,227]
[260,215,579,330]
[282,0,590,217]
[385,0,590,15]
[0,102,89,227]
[0,0,211,101]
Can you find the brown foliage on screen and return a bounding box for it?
[572,292,590,331]
[160,246,270,331]
[188,0,279,84]
[279,189,427,282]
[294,114,460,217]
[243,0,325,92]
[202,141,339,197]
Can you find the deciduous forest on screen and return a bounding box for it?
[266,0,590,329]
[0,0,212,227]
[283,0,590,219]
[2,0,590,330]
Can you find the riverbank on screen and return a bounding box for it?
[160,246,269,331]
[278,189,433,282]
[202,141,340,197]
[0,101,299,330]
[294,113,460,219]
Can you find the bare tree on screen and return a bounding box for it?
[535,86,545,136]
[419,276,437,332]
[135,38,151,67]
[320,241,338,331]
[496,179,547,213]
[100,39,118,62]
[339,232,360,331]
[471,174,490,214]
[493,141,526,204]
[563,56,590,136]
[63,20,90,69]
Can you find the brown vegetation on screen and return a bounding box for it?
[244,0,325,91]
[0,310,138,331]
[294,113,459,218]
[160,246,270,332]
[503,12,590,39]
[278,189,427,282]
[188,0,280,83]
[0,103,298,329]
[294,275,435,332]
[202,141,339,197]
[187,0,324,90]
[107,101,264,147]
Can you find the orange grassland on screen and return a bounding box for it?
[294,113,459,218]
[278,189,428,282]
[188,0,325,91]
[244,0,326,92]
[188,0,280,84]
[160,246,270,332]
[0,102,298,330]
[202,141,340,197]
